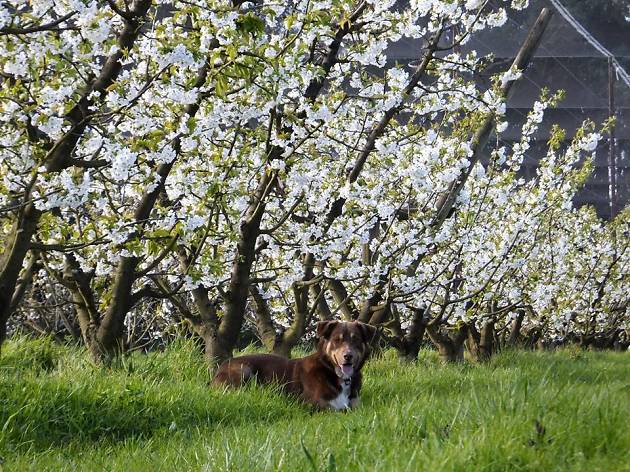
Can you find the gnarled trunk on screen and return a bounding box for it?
[389,306,427,362]
[249,274,314,359]
[310,282,332,321]
[426,324,467,363]
[466,320,495,362]
[328,278,358,320]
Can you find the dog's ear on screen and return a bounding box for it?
[317,320,339,340]
[356,321,377,344]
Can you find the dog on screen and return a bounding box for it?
[212,320,377,410]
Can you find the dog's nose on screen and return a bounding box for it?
[343,352,353,362]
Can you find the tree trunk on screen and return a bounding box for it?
[91,53,212,362]
[507,310,525,347]
[157,272,223,368]
[358,288,384,323]
[8,250,41,315]
[310,282,332,321]
[249,275,313,359]
[95,257,137,360]
[525,329,542,350]
[0,203,41,352]
[466,320,495,362]
[368,302,390,326]
[217,173,272,365]
[426,324,467,363]
[277,281,310,357]
[613,329,629,351]
[60,255,106,362]
[437,340,465,363]
[466,322,480,361]
[398,307,428,362]
[249,284,281,352]
[328,278,358,320]
[479,321,495,359]
[201,328,231,366]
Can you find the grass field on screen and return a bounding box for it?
[1,337,629,471]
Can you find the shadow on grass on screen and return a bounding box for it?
[0,338,308,454]
[0,375,307,454]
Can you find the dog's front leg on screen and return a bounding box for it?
[300,389,330,410]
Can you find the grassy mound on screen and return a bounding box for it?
[1,337,629,470]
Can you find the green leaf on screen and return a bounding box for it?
[236,13,265,37]
[215,74,228,98]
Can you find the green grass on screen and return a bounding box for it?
[1,337,629,471]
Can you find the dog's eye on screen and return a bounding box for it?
[350,334,357,341]
[337,335,343,342]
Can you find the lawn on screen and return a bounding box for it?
[1,337,629,471]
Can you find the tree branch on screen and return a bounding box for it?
[0,12,77,36]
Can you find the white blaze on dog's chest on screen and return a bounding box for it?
[328,378,352,410]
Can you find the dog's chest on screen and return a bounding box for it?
[328,378,351,410]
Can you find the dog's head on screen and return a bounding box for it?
[316,320,377,378]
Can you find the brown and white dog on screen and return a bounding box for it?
[212,320,377,410]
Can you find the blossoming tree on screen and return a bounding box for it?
[1,0,627,365]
